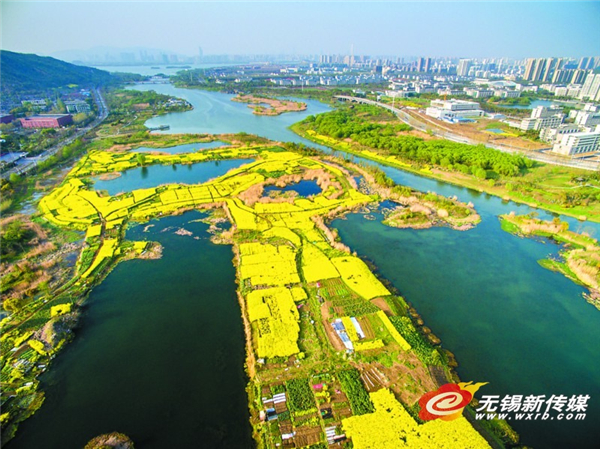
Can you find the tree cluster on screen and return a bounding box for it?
[305,108,533,178]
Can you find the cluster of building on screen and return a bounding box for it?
[422,97,600,157]
[386,78,523,100]
[548,105,600,156]
[2,89,93,124]
[268,73,385,86]
[502,104,600,156]
[522,57,595,83]
[538,73,600,102]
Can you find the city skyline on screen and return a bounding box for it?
[2,1,600,60]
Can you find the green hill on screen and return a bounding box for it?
[1,50,114,95]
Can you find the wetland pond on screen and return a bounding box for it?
[10,84,600,449]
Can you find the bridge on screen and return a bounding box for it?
[334,95,600,171]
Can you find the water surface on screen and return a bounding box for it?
[9,212,252,449]
[131,141,228,154]
[14,84,600,449]
[128,84,331,143]
[499,99,556,110]
[92,159,253,196]
[264,179,322,197]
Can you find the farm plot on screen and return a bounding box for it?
[342,388,490,449]
[390,316,442,365]
[239,242,300,287]
[80,239,120,279]
[246,287,301,358]
[301,243,340,283]
[331,257,391,300]
[316,278,380,317]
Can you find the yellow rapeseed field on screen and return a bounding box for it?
[343,388,490,449]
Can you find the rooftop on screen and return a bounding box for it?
[23,114,72,119]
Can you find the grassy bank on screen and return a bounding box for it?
[2,142,516,448]
[499,213,600,310]
[291,111,600,223]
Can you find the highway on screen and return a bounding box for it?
[335,95,600,171]
[1,88,108,179]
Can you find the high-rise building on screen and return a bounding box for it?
[417,57,425,72]
[552,69,569,84]
[523,57,557,82]
[532,59,547,81]
[571,69,588,85]
[457,59,471,76]
[424,57,432,73]
[578,57,591,70]
[524,58,536,80]
[542,58,556,82]
[579,73,600,101]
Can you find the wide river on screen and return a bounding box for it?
[9,85,600,449]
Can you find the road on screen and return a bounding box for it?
[335,95,600,171]
[1,88,109,179]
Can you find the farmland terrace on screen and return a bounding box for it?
[1,142,509,448]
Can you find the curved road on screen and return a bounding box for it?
[335,95,600,171]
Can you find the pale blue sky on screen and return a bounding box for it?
[2,1,599,58]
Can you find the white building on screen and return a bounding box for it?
[552,131,600,156]
[539,124,581,143]
[554,87,568,97]
[493,89,521,98]
[426,99,484,121]
[579,73,600,101]
[463,88,494,98]
[457,59,471,77]
[520,116,563,131]
[516,106,564,131]
[415,84,435,94]
[575,111,600,128]
[531,106,562,119]
[437,88,464,96]
[64,100,91,113]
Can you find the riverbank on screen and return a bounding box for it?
[499,213,600,310]
[3,143,515,448]
[291,123,600,223]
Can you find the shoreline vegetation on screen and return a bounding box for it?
[2,86,518,448]
[0,138,515,448]
[499,213,600,310]
[84,432,135,449]
[290,104,600,223]
[231,94,307,116]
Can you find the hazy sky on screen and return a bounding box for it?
[2,1,599,59]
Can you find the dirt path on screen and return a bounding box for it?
[371,297,392,315]
[320,302,345,352]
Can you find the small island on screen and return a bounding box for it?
[84,432,135,449]
[500,212,600,310]
[232,94,307,116]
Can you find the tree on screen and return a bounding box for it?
[136,153,147,166]
[1,220,34,256]
[8,173,20,185]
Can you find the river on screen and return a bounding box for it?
[92,63,242,77]
[9,84,600,449]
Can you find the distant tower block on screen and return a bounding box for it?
[198,47,203,60]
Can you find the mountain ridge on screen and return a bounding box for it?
[1,50,113,96]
